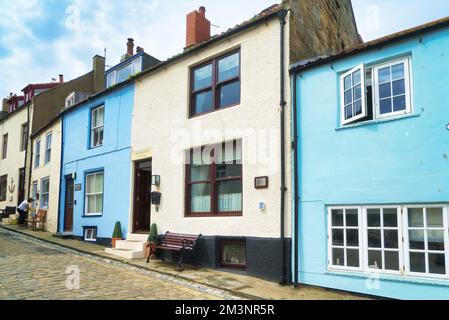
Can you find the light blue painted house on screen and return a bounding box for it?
[291,18,449,299]
[58,41,159,245]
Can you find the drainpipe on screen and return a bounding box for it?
[26,104,32,200]
[56,117,64,234]
[292,72,300,288]
[278,8,288,285]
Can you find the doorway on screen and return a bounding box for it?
[64,176,75,232]
[133,160,152,233]
[18,168,25,205]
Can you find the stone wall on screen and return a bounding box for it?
[284,0,361,64]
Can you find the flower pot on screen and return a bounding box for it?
[111,238,122,248]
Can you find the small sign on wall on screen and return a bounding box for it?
[75,184,82,191]
[254,176,269,189]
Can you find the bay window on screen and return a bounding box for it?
[190,50,240,117]
[339,57,412,126]
[186,140,242,217]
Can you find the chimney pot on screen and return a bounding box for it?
[185,6,211,48]
[59,74,64,83]
[136,46,144,53]
[127,38,135,56]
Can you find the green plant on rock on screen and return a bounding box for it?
[112,221,123,239]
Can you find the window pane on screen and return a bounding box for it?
[345,105,353,120]
[383,209,398,227]
[332,210,344,227]
[408,208,424,227]
[95,173,104,193]
[428,230,445,251]
[216,164,240,179]
[429,254,446,275]
[191,165,210,182]
[393,95,406,112]
[219,81,240,108]
[427,208,443,227]
[117,63,132,83]
[385,251,400,271]
[379,98,392,114]
[87,195,96,213]
[379,83,391,99]
[410,252,426,273]
[346,210,358,227]
[347,249,359,267]
[344,90,352,105]
[353,85,362,101]
[344,75,352,90]
[190,183,211,212]
[368,250,382,269]
[218,180,242,212]
[98,107,104,126]
[354,100,362,116]
[384,230,399,249]
[222,243,246,266]
[378,67,391,83]
[194,64,212,90]
[367,209,381,227]
[332,229,344,246]
[392,79,405,96]
[409,230,425,250]
[218,52,239,82]
[368,230,382,248]
[332,248,344,266]
[96,195,103,213]
[352,70,361,86]
[346,229,359,247]
[194,90,213,115]
[92,109,98,126]
[86,175,94,194]
[391,63,404,80]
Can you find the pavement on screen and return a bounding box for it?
[0,223,369,300]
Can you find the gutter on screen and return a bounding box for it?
[56,117,64,233]
[278,8,288,285]
[26,103,32,200]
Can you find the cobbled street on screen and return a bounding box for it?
[0,228,241,300]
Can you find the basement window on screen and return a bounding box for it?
[84,227,97,242]
[339,57,412,126]
[220,240,247,269]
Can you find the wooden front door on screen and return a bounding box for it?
[133,160,152,233]
[64,177,75,232]
[18,168,25,205]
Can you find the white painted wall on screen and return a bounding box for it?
[132,17,292,238]
[30,119,61,233]
[0,108,28,209]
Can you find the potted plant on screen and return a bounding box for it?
[111,221,123,248]
[146,223,158,259]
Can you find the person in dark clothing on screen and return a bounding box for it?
[17,198,33,226]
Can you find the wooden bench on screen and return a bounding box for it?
[146,231,201,271]
[25,209,47,231]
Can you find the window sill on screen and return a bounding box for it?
[185,212,243,218]
[326,269,449,287]
[82,214,103,218]
[189,103,241,119]
[335,113,421,131]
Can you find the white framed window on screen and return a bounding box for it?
[339,57,412,126]
[90,106,104,148]
[364,207,403,274]
[84,227,97,242]
[45,132,52,164]
[40,177,50,209]
[106,72,116,88]
[85,172,104,216]
[373,58,412,119]
[32,181,38,208]
[404,206,449,277]
[106,56,142,88]
[340,64,366,125]
[328,204,449,280]
[328,207,362,270]
[34,139,41,168]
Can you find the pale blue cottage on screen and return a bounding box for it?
[291,18,449,299]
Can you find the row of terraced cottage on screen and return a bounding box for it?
[1,1,449,299]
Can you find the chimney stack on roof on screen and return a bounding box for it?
[185,6,211,48]
[127,38,134,56]
[59,74,64,83]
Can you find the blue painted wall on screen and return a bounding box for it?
[293,27,449,299]
[59,84,134,241]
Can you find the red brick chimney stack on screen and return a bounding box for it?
[186,6,211,48]
[127,38,134,56]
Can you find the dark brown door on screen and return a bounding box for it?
[133,160,152,233]
[18,168,25,205]
[64,177,75,232]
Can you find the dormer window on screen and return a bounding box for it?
[65,92,91,109]
[106,56,143,88]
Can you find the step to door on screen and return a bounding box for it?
[126,233,148,242]
[115,240,146,251]
[105,248,146,259]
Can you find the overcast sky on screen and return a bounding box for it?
[1,0,449,98]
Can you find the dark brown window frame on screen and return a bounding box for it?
[0,174,7,201]
[220,239,247,269]
[189,49,241,118]
[2,134,7,159]
[20,123,28,152]
[185,141,242,217]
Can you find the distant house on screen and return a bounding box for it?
[291,17,449,299]
[57,41,159,244]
